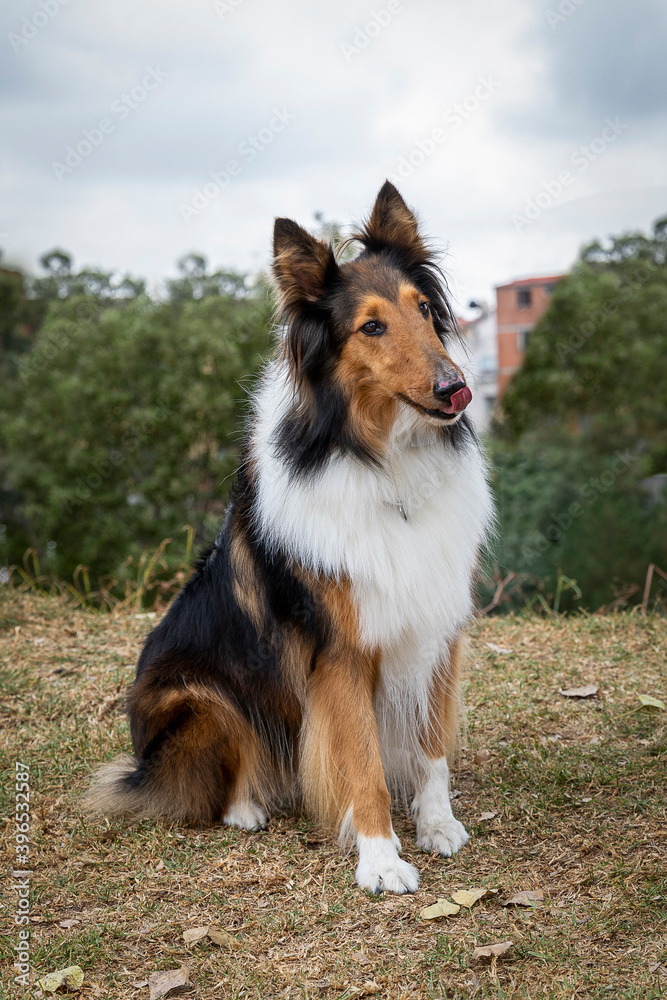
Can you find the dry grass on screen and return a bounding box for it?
[1,589,666,999]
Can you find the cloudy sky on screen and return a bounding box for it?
[2,0,666,311]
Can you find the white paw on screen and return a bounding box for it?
[415,816,469,857]
[356,835,420,895]
[391,828,402,853]
[223,800,267,831]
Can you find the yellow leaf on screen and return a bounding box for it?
[451,888,498,908]
[148,965,190,1000]
[473,941,513,960]
[420,898,461,920]
[559,683,599,699]
[502,889,544,907]
[207,927,241,949]
[37,966,84,993]
[637,694,666,710]
[182,926,209,945]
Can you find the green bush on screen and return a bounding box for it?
[2,290,273,582]
[485,430,667,611]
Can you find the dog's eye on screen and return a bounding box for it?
[361,320,385,336]
[419,302,430,317]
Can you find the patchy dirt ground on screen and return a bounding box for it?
[1,590,665,999]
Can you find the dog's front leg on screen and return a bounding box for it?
[300,649,419,894]
[413,637,469,856]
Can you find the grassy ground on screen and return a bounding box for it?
[1,589,665,999]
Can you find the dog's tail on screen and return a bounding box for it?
[84,755,147,816]
[83,681,264,825]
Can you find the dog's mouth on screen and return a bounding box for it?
[399,386,472,422]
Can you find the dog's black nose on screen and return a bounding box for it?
[433,378,466,403]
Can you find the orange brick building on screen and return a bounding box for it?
[496,274,564,397]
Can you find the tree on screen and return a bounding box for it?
[500,216,667,475]
[28,248,146,305]
[166,254,249,302]
[2,288,273,582]
[488,215,667,610]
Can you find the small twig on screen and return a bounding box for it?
[641,563,667,616]
[481,572,516,615]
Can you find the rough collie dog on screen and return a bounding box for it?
[87,182,493,894]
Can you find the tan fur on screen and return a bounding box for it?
[338,282,465,455]
[272,222,334,316]
[297,575,392,838]
[362,187,428,260]
[230,529,266,631]
[84,681,266,825]
[421,635,467,764]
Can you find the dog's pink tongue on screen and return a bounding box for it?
[444,385,472,413]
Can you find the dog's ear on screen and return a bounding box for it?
[272,218,338,310]
[358,181,428,260]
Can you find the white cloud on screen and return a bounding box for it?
[1,0,666,306]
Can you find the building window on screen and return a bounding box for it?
[544,283,557,296]
[517,328,531,352]
[517,288,532,308]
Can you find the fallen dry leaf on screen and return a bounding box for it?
[182,926,209,945]
[58,919,80,929]
[474,749,491,766]
[478,811,498,822]
[350,951,371,965]
[503,889,544,907]
[148,965,190,1000]
[559,683,599,699]
[485,642,513,654]
[37,966,84,993]
[207,927,241,949]
[473,941,513,960]
[420,898,461,920]
[637,693,666,710]
[451,888,497,908]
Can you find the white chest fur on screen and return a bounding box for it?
[250,368,494,659]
